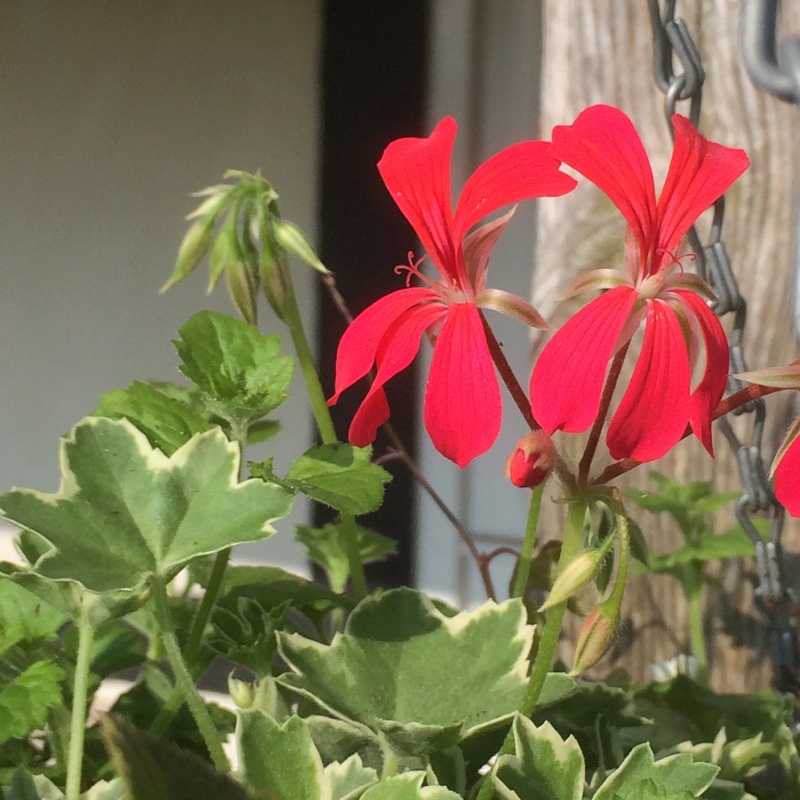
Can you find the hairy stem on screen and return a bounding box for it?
[65,600,95,800]
[151,576,229,772]
[511,485,544,598]
[477,500,586,800]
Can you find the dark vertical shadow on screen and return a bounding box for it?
[316,1,430,588]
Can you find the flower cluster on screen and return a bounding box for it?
[327,105,800,517]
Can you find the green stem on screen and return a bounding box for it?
[280,262,337,446]
[338,513,368,600]
[511,485,544,598]
[65,599,95,800]
[277,260,367,599]
[686,565,708,685]
[151,576,229,772]
[476,501,586,800]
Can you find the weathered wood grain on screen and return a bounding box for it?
[532,0,800,691]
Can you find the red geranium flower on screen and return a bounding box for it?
[328,117,576,467]
[530,105,749,462]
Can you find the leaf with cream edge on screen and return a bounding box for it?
[277,589,534,743]
[493,716,585,800]
[593,743,719,800]
[0,418,293,594]
[359,773,461,800]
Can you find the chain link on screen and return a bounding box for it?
[648,0,799,691]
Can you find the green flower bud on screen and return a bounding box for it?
[228,676,256,709]
[540,549,602,610]
[570,602,620,675]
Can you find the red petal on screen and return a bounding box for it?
[424,303,501,467]
[329,287,440,405]
[348,302,447,446]
[549,105,657,259]
[775,434,800,517]
[454,140,577,242]
[530,286,638,435]
[607,300,691,462]
[656,115,750,259]
[672,289,729,455]
[377,118,459,283]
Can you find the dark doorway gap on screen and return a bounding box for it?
[316,1,430,588]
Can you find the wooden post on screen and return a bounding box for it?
[532,1,800,690]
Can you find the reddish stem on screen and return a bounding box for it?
[591,381,786,485]
[578,342,631,485]
[479,311,538,431]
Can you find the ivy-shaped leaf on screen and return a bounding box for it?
[594,744,719,800]
[359,773,460,800]
[93,381,214,456]
[296,523,396,592]
[325,753,379,800]
[493,716,584,800]
[0,418,293,594]
[237,711,326,800]
[277,589,533,741]
[174,311,294,423]
[0,660,64,746]
[282,445,391,516]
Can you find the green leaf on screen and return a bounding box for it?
[637,527,757,575]
[296,523,396,592]
[277,589,533,740]
[100,715,252,800]
[493,716,585,800]
[359,773,460,800]
[174,311,294,422]
[325,754,379,800]
[2,773,126,800]
[0,660,64,746]
[209,597,288,675]
[0,418,293,593]
[237,712,326,800]
[594,744,719,800]
[0,578,66,656]
[283,444,391,516]
[306,715,384,774]
[93,381,214,456]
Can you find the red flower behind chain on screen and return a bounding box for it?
[530,105,750,463]
[328,117,576,467]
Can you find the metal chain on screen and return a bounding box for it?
[648,0,799,692]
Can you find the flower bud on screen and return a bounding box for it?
[570,603,619,675]
[505,430,555,488]
[540,549,602,610]
[228,676,256,709]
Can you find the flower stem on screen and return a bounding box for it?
[685,565,708,684]
[476,500,586,800]
[151,576,228,772]
[511,485,544,598]
[579,343,630,485]
[65,598,95,800]
[479,311,538,431]
[278,263,367,599]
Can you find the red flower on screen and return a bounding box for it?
[530,105,749,462]
[328,117,576,467]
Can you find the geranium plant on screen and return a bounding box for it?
[0,105,798,800]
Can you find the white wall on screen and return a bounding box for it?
[0,1,322,571]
